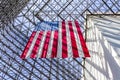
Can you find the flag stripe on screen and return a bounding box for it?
[20,32,36,59]
[68,21,79,57]
[66,21,73,57]
[51,31,58,58]
[75,21,90,57]
[37,31,47,58]
[41,31,51,58]
[46,31,55,58]
[62,21,68,58]
[30,31,44,58]
[26,31,40,58]
[72,21,84,57]
[57,22,62,57]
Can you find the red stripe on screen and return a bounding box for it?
[51,31,58,58]
[75,21,90,57]
[41,31,51,58]
[20,31,36,59]
[68,21,79,58]
[30,31,44,58]
[62,21,68,58]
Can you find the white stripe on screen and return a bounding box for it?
[46,31,54,58]
[57,22,62,58]
[66,21,73,57]
[26,31,40,58]
[37,31,47,58]
[72,21,84,57]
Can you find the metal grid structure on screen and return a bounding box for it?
[0,0,120,80]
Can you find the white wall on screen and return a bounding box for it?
[85,15,120,80]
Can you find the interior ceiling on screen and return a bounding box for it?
[0,0,120,80]
[0,0,29,28]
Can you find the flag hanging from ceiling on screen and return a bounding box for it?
[20,21,90,59]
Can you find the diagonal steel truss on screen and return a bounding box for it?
[0,0,120,80]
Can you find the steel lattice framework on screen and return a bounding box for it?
[0,0,120,80]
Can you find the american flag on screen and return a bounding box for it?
[21,21,90,59]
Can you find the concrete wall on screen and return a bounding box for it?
[85,15,120,80]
